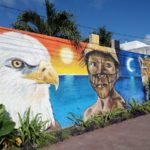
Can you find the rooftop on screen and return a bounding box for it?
[120,40,149,50]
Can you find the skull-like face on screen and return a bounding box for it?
[86,51,119,99]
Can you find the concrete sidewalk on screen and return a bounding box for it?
[41,114,150,150]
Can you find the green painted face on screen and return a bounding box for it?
[87,52,118,99]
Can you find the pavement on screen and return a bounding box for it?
[40,114,150,150]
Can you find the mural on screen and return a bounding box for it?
[139,57,150,100]
[83,35,126,121]
[0,30,59,129]
[0,27,148,128]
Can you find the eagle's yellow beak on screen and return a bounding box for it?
[24,61,59,89]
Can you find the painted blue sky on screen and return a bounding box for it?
[0,0,150,43]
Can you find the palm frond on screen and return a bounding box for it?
[11,0,81,46]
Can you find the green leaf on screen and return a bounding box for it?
[0,104,15,137]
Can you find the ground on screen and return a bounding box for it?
[40,114,150,150]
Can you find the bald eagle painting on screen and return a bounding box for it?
[0,31,59,128]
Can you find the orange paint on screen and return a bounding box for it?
[0,26,88,75]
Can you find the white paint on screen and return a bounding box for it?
[0,32,56,128]
[127,58,135,72]
[60,47,74,64]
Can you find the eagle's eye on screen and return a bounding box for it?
[11,59,24,69]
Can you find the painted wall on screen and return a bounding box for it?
[0,27,149,128]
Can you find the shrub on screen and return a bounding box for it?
[0,104,20,149]
[104,108,130,125]
[0,104,15,137]
[141,100,150,113]
[84,115,105,131]
[129,99,147,117]
[67,112,86,135]
[67,112,86,127]
[52,128,71,142]
[18,107,56,149]
[70,126,85,136]
[67,108,130,133]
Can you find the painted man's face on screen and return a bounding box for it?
[87,52,118,99]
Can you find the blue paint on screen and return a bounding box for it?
[50,75,97,127]
[116,77,145,104]
[50,75,145,128]
[49,50,147,128]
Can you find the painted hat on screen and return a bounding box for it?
[84,34,119,63]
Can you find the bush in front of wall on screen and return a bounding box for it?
[104,108,130,125]
[18,107,56,149]
[142,100,150,113]
[67,112,86,135]
[67,108,131,134]
[67,99,150,135]
[129,98,149,117]
[0,104,21,149]
[51,128,71,142]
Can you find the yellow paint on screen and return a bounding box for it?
[60,47,74,64]
[51,46,88,75]
[24,60,59,86]
[84,34,119,63]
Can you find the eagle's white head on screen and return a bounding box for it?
[0,31,59,128]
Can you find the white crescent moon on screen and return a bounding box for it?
[127,58,135,72]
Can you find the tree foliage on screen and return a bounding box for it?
[12,0,81,45]
[83,26,112,47]
[96,26,112,47]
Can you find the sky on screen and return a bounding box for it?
[0,0,150,43]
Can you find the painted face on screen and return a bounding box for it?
[87,52,118,99]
